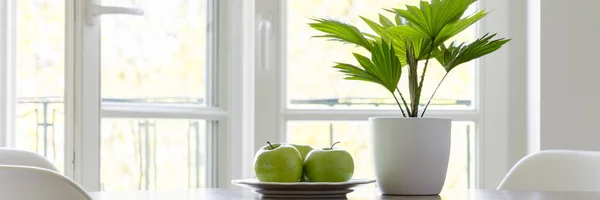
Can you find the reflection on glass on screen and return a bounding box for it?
[16,0,65,172]
[100,0,207,105]
[101,119,207,191]
[286,121,474,193]
[287,0,476,109]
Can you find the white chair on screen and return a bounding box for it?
[0,147,59,172]
[0,165,91,200]
[497,150,600,192]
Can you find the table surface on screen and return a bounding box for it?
[89,188,600,200]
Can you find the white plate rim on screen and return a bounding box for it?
[254,189,354,195]
[231,178,375,186]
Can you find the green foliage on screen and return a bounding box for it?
[309,0,509,117]
[308,18,373,51]
[333,40,402,93]
[436,33,511,72]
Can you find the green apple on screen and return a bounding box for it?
[254,141,303,182]
[303,141,354,182]
[291,144,313,160]
[291,144,314,182]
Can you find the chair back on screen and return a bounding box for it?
[0,165,91,200]
[498,150,600,191]
[0,148,58,172]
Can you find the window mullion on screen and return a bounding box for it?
[69,0,102,191]
[218,0,255,187]
[254,0,285,152]
[101,103,228,119]
[0,0,16,147]
[281,109,480,121]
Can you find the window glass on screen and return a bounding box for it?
[16,0,66,172]
[101,118,208,190]
[101,0,208,105]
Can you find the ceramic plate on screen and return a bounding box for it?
[231,179,375,198]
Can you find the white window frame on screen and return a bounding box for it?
[0,0,16,147]
[253,0,512,189]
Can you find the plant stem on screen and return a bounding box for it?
[392,92,407,117]
[406,41,419,117]
[266,141,274,149]
[397,88,412,116]
[421,72,449,117]
[331,141,340,149]
[416,43,435,117]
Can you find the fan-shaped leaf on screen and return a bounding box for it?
[388,0,477,40]
[309,18,373,51]
[436,33,511,72]
[379,14,395,28]
[435,10,488,46]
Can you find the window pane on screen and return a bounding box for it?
[286,121,475,192]
[100,0,208,105]
[101,118,208,191]
[16,0,65,172]
[287,0,475,109]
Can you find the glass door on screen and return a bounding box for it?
[98,0,218,191]
[70,0,223,191]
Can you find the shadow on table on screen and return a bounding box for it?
[377,194,442,200]
[258,195,442,200]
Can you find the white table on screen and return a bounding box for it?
[89,188,600,200]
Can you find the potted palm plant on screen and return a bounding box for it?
[309,0,509,195]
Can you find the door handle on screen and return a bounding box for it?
[258,17,272,71]
[86,0,144,25]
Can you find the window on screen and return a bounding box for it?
[85,0,225,191]
[255,0,510,191]
[4,0,228,191]
[0,0,510,192]
[98,0,214,191]
[15,0,66,172]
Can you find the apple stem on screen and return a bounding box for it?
[331,141,341,149]
[267,141,274,149]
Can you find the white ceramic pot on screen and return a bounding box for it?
[369,117,451,195]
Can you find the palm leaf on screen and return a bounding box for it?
[362,32,380,40]
[309,18,373,51]
[372,41,403,92]
[434,10,487,46]
[388,0,477,39]
[436,33,511,72]
[378,14,395,28]
[361,17,391,40]
[333,40,402,93]
[386,25,430,39]
[362,17,408,65]
[333,63,384,85]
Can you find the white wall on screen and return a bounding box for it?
[539,0,600,150]
[506,0,530,166]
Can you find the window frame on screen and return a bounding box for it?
[253,0,512,189]
[0,0,16,147]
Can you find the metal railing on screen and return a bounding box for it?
[17,97,472,189]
